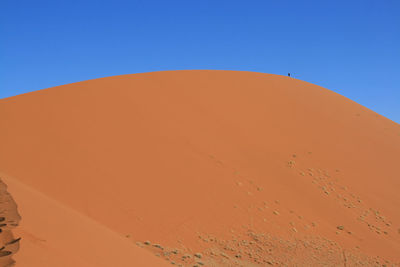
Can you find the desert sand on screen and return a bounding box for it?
[0,70,399,266]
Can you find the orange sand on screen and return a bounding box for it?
[0,70,399,266]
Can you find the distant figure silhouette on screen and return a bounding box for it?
[288,73,291,77]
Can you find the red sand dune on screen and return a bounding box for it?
[1,173,171,267]
[0,70,399,266]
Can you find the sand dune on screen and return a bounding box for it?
[1,173,171,267]
[0,70,399,266]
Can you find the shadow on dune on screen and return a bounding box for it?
[0,179,21,267]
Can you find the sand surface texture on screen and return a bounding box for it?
[0,179,21,266]
[0,70,399,266]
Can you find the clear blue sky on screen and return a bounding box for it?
[1,0,399,122]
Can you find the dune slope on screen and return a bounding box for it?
[1,173,172,267]
[0,70,399,266]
